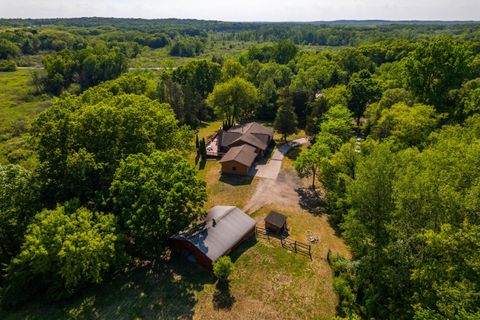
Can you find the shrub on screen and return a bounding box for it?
[0,60,17,72]
[213,256,234,281]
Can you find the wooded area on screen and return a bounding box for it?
[0,18,479,319]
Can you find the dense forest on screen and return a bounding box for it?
[0,18,480,319]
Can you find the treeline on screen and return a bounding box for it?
[3,18,480,45]
[290,38,480,319]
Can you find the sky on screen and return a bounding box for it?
[1,0,479,21]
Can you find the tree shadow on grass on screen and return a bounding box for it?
[229,236,257,263]
[212,280,235,310]
[9,256,214,320]
[295,187,327,216]
[219,173,253,186]
[285,146,302,161]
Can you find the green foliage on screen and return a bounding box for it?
[334,48,375,76]
[319,104,353,142]
[0,164,39,260]
[371,103,441,147]
[207,77,258,124]
[294,141,331,188]
[42,46,128,94]
[5,204,123,304]
[405,38,474,112]
[449,77,480,120]
[32,90,192,205]
[0,39,21,59]
[347,70,381,125]
[274,102,299,142]
[213,256,234,280]
[109,151,207,258]
[411,222,480,319]
[0,59,16,71]
[169,37,205,57]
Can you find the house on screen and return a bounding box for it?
[218,122,274,175]
[170,206,256,269]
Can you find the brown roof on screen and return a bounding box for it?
[265,211,287,229]
[219,144,257,167]
[231,133,268,151]
[220,122,274,149]
[228,122,274,137]
[219,131,242,148]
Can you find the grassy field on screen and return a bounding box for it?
[130,40,335,68]
[0,70,51,169]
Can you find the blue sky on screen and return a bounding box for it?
[1,0,479,21]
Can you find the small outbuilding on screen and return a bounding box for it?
[264,211,288,234]
[170,206,256,269]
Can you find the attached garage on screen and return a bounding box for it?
[220,144,257,176]
[170,206,256,270]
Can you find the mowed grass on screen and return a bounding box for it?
[0,70,51,169]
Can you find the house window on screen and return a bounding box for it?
[232,166,236,171]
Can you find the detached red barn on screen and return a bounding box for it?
[170,206,256,269]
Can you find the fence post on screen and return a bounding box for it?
[294,241,297,253]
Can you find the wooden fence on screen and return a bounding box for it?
[255,226,312,260]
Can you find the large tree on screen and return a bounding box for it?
[5,204,122,304]
[207,77,258,125]
[405,38,473,112]
[372,103,440,147]
[109,151,207,258]
[274,102,299,142]
[32,91,192,205]
[294,141,331,188]
[347,70,381,126]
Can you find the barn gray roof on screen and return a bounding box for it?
[219,144,257,167]
[172,206,256,262]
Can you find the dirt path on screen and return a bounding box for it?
[243,166,305,214]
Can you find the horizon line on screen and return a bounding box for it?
[0,17,479,23]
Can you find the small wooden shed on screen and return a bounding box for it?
[265,211,288,234]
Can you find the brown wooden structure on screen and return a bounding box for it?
[264,211,288,234]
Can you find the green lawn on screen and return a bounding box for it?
[0,70,51,169]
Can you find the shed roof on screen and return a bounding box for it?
[172,206,256,262]
[265,211,287,229]
[219,144,257,167]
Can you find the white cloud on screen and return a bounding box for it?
[0,0,479,21]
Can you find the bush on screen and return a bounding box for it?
[213,256,234,281]
[0,60,17,72]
